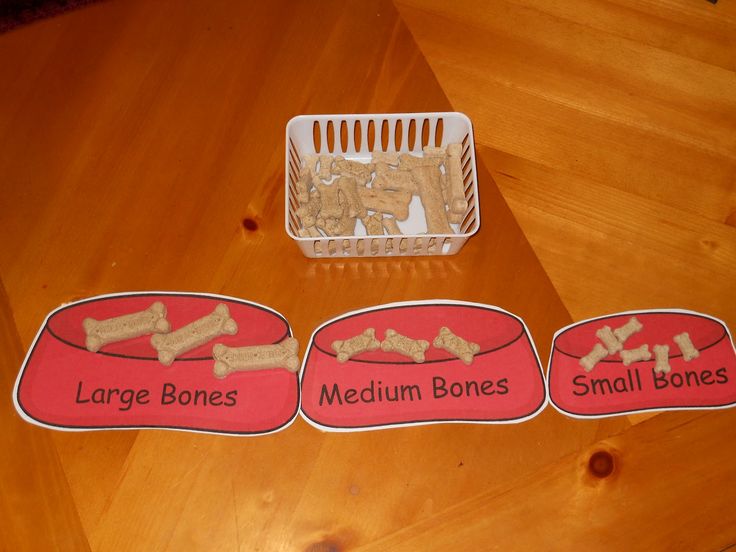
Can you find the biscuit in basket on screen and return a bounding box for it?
[151,303,238,366]
[356,187,412,221]
[411,165,453,234]
[333,156,374,184]
[314,181,343,219]
[381,329,430,363]
[336,176,367,219]
[445,143,469,217]
[83,301,170,353]
[332,328,381,363]
[318,154,333,181]
[212,338,300,378]
[433,326,480,365]
[653,344,671,374]
[613,316,643,345]
[595,325,623,355]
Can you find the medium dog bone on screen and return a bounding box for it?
[296,189,321,228]
[83,301,170,353]
[356,187,412,221]
[596,325,623,355]
[653,344,671,374]
[613,316,643,344]
[151,304,238,366]
[433,326,480,365]
[336,176,367,218]
[318,154,333,181]
[673,332,699,361]
[303,154,319,177]
[620,344,651,366]
[371,151,400,166]
[411,165,453,234]
[445,143,469,216]
[212,338,300,378]
[332,328,381,363]
[422,145,447,158]
[579,343,608,372]
[315,181,343,219]
[381,329,429,363]
[333,156,374,184]
[295,166,313,204]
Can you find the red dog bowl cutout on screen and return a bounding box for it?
[14,292,300,435]
[548,310,736,418]
[299,300,546,431]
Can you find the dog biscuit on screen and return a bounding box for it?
[381,329,430,363]
[653,344,671,374]
[579,343,608,372]
[336,176,367,219]
[433,326,480,365]
[613,316,643,344]
[595,325,623,355]
[399,153,442,170]
[445,143,469,216]
[620,344,651,366]
[411,165,453,234]
[212,338,300,378]
[296,189,321,228]
[371,151,400,166]
[372,168,416,194]
[422,145,447,158]
[333,156,374,184]
[151,303,238,366]
[332,328,381,363]
[318,154,333,181]
[381,216,402,235]
[673,332,699,361]
[83,301,170,353]
[356,187,412,221]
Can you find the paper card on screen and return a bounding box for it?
[547,309,736,418]
[14,292,300,435]
[299,300,546,431]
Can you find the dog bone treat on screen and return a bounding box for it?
[433,326,481,365]
[381,216,402,235]
[315,181,343,219]
[356,187,412,221]
[83,302,170,353]
[653,344,671,374]
[296,189,321,228]
[613,316,643,344]
[399,153,442,170]
[673,332,700,361]
[579,343,608,372]
[151,303,238,366]
[316,215,342,237]
[445,143,469,216]
[411,165,453,234]
[332,328,381,363]
[336,176,367,219]
[596,325,623,355]
[620,344,652,366]
[318,154,333,181]
[333,156,374,184]
[372,168,416,193]
[303,154,319,178]
[362,212,385,235]
[295,166,313,204]
[381,329,430,363]
[422,145,447,158]
[212,338,300,378]
[371,151,400,166]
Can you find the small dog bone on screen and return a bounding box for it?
[318,154,333,181]
[445,143,469,216]
[613,316,643,344]
[303,154,319,177]
[83,301,170,353]
[673,332,699,361]
[336,176,367,219]
[433,326,480,365]
[332,328,381,363]
[596,325,623,355]
[362,213,384,235]
[381,216,402,235]
[579,343,608,372]
[315,181,343,219]
[381,329,429,363]
[411,165,453,234]
[356,187,412,221]
[653,344,671,374]
[333,156,374,184]
[620,344,651,366]
[212,338,300,378]
[372,168,416,193]
[151,303,238,366]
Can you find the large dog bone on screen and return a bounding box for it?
[371,151,400,166]
[332,328,381,363]
[433,326,480,365]
[296,189,321,228]
[361,212,384,235]
[399,153,442,170]
[295,166,314,205]
[151,303,238,366]
[212,338,299,378]
[318,154,333,181]
[315,181,343,219]
[411,165,453,234]
[445,143,469,215]
[372,167,416,193]
[83,301,170,353]
[381,329,429,363]
[333,156,374,184]
[356,187,412,221]
[653,344,671,374]
[336,176,367,219]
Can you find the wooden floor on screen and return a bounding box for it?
[0,1,734,550]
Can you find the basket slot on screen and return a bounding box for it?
[385,237,395,255]
[399,237,408,255]
[356,239,366,255]
[408,119,417,151]
[434,117,444,147]
[326,120,335,153]
[312,121,321,153]
[394,119,403,151]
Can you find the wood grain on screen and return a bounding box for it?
[0,0,734,549]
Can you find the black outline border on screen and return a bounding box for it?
[298,300,547,432]
[13,291,301,436]
[546,309,736,419]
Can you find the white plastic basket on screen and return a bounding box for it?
[284,112,480,258]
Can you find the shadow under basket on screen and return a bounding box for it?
[284,112,481,258]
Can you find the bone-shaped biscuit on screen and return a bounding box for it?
[411,165,453,234]
[579,343,608,372]
[295,166,314,205]
[333,156,374,184]
[303,154,319,178]
[673,332,699,361]
[318,154,333,181]
[372,168,416,194]
[151,303,238,366]
[332,328,381,363]
[613,316,642,345]
[399,153,442,170]
[433,326,480,365]
[595,325,623,355]
[362,213,384,235]
[381,329,429,363]
[620,344,651,366]
[445,143,469,216]
[356,187,412,221]
[83,301,170,353]
[422,145,447,158]
[381,216,402,235]
[653,344,671,374]
[336,176,367,219]
[315,181,343,219]
[296,189,321,228]
[212,338,299,378]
